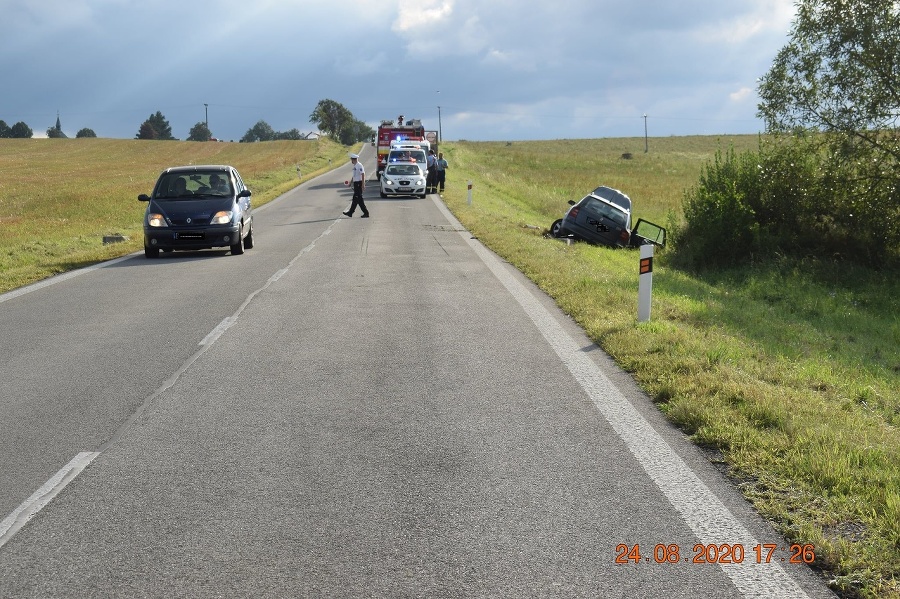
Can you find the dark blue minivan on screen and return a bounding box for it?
[139,165,254,258]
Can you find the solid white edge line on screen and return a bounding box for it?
[0,451,100,549]
[0,256,134,304]
[431,196,810,599]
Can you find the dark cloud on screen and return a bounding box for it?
[0,0,795,140]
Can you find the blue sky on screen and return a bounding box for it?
[1,0,797,141]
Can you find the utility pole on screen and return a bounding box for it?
[204,104,209,129]
[436,90,443,144]
[643,114,648,153]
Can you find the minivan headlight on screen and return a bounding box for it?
[210,210,233,225]
[147,213,167,227]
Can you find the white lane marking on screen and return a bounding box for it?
[200,317,234,346]
[431,197,810,599]
[0,452,100,549]
[0,256,133,304]
[0,221,341,550]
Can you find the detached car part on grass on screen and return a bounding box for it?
[139,165,254,258]
[550,186,666,248]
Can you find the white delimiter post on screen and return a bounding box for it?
[467,181,473,205]
[638,244,654,322]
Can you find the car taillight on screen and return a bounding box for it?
[619,229,630,243]
[569,206,580,219]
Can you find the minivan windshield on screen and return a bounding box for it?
[155,172,232,199]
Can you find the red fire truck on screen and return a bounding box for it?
[375,115,437,179]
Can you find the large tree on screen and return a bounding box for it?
[10,121,33,138]
[309,99,372,144]
[136,111,175,140]
[309,99,352,141]
[758,0,900,137]
[187,122,212,141]
[240,120,276,143]
[0,120,10,138]
[757,0,900,259]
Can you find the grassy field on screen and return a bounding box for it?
[1,136,898,597]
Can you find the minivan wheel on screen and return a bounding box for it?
[231,225,244,255]
[243,223,254,249]
[144,246,159,259]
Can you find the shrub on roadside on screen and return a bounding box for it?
[672,136,899,270]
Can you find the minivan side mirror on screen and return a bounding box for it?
[138,194,151,202]
[238,189,251,198]
[567,200,576,206]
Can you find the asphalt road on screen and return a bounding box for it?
[0,149,833,598]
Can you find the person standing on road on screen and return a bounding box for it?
[343,153,369,218]
[426,149,438,194]
[435,152,448,193]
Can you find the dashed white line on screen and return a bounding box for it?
[0,452,100,549]
[0,219,342,551]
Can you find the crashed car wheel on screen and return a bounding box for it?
[550,219,564,238]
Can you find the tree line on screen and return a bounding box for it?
[0,119,95,139]
[1,98,373,144]
[673,0,900,270]
[136,99,374,143]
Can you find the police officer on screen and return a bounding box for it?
[343,153,370,218]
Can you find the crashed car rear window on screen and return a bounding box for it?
[584,197,628,228]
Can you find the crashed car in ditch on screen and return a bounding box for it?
[550,186,666,248]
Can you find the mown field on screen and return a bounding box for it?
[1,136,898,597]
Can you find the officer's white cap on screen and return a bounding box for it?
[349,153,359,159]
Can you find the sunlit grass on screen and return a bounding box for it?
[440,138,899,598]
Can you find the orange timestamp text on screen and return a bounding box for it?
[615,543,816,565]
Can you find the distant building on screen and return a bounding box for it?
[49,112,68,138]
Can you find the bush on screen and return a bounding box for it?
[673,148,762,269]
[672,137,900,270]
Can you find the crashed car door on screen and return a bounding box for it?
[629,218,667,248]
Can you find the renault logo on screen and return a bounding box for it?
[186,218,192,224]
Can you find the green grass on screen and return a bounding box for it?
[1,136,897,597]
[439,138,899,599]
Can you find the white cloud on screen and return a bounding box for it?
[393,0,454,31]
[730,87,754,102]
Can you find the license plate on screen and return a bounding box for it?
[176,232,204,240]
[399,187,412,192]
